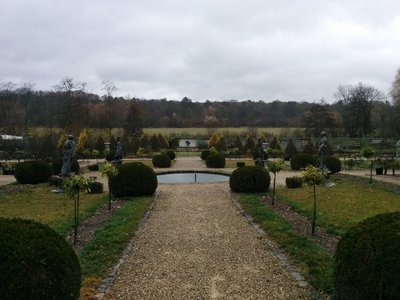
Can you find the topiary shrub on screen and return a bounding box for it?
[152,154,171,168]
[88,164,99,171]
[206,153,226,168]
[200,149,211,160]
[0,218,81,299]
[161,149,176,160]
[325,156,341,174]
[88,181,104,194]
[290,153,316,170]
[284,139,297,161]
[334,212,400,300]
[236,161,245,168]
[285,176,303,188]
[230,166,270,193]
[51,158,80,175]
[14,160,52,184]
[109,162,157,197]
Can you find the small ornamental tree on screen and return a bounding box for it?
[302,165,327,235]
[100,163,118,211]
[63,175,89,245]
[361,146,376,183]
[267,159,285,205]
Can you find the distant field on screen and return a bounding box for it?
[18,127,302,139]
[143,127,302,137]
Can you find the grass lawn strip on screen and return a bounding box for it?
[0,183,106,236]
[78,194,155,298]
[277,174,400,236]
[237,193,334,297]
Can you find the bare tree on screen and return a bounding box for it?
[335,82,385,137]
[17,81,35,131]
[0,81,17,128]
[54,77,87,133]
[101,79,119,139]
[390,67,400,106]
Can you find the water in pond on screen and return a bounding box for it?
[157,172,229,183]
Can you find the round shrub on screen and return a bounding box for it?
[14,160,52,184]
[334,212,400,300]
[152,154,171,168]
[165,149,176,160]
[206,153,226,168]
[201,149,211,160]
[88,181,104,194]
[290,153,316,170]
[109,162,157,197]
[51,158,80,175]
[325,156,341,174]
[285,176,303,188]
[230,166,271,193]
[0,218,81,299]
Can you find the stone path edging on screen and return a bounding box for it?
[94,190,161,298]
[229,191,309,289]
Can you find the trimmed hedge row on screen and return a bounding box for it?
[290,153,316,170]
[14,160,52,184]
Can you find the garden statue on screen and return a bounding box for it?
[60,135,75,177]
[255,138,264,167]
[113,136,122,164]
[319,131,328,170]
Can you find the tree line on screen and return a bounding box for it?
[1,70,400,139]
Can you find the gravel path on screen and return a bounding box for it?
[104,183,306,299]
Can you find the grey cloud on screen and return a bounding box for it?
[1,0,400,102]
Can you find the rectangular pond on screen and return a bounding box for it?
[157,172,229,184]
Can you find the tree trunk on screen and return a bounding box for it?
[312,185,316,235]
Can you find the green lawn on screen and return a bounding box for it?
[143,127,301,137]
[276,175,400,236]
[237,194,333,296]
[0,184,106,236]
[236,175,400,296]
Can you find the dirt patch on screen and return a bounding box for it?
[261,195,339,256]
[65,199,127,252]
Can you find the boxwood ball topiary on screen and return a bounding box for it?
[0,218,81,299]
[230,166,270,193]
[51,158,80,175]
[14,160,52,184]
[165,149,176,160]
[334,212,400,300]
[325,156,341,174]
[206,153,226,168]
[285,176,303,188]
[152,154,171,168]
[109,162,157,197]
[290,153,316,170]
[200,149,211,160]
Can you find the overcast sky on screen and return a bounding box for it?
[1,0,400,102]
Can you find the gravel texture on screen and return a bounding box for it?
[104,183,307,299]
